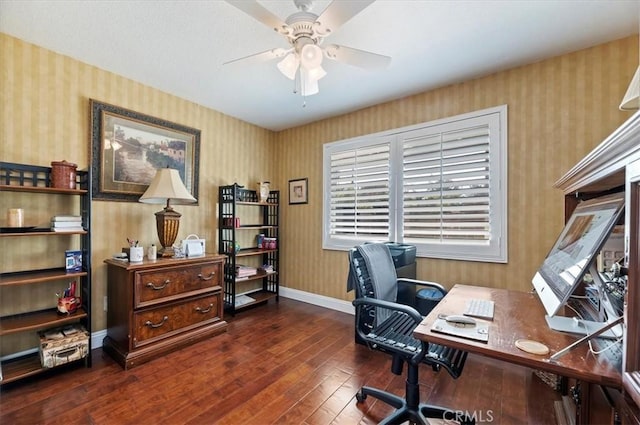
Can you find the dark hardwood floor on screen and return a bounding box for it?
[0,298,560,424]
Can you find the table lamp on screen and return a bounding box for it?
[139,168,196,257]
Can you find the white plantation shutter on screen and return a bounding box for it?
[402,125,491,244]
[323,105,507,262]
[328,142,391,244]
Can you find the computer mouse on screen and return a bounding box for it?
[442,314,477,326]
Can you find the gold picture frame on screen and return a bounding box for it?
[90,100,200,202]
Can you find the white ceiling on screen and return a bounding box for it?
[1,0,639,131]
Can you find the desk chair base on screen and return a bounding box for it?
[355,362,475,425]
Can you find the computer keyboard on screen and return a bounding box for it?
[463,298,495,320]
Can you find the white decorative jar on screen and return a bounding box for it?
[258,181,270,203]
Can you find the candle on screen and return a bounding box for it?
[7,208,24,227]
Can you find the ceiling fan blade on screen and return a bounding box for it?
[316,0,375,34]
[224,0,286,31]
[224,48,289,66]
[324,44,391,70]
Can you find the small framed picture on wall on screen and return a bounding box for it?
[289,178,308,205]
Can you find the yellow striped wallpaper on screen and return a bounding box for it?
[0,33,275,342]
[1,32,638,342]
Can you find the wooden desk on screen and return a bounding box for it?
[414,284,621,389]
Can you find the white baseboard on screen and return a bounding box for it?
[279,287,355,315]
[92,329,107,349]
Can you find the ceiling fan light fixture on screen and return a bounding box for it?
[225,0,389,104]
[300,44,323,69]
[300,68,320,96]
[277,53,300,80]
[307,65,326,81]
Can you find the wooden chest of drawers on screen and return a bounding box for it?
[103,255,227,369]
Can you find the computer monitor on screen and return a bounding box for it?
[532,192,625,338]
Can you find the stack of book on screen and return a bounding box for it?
[236,265,257,280]
[51,215,83,232]
[260,264,274,274]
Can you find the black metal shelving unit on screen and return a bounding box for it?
[218,183,279,314]
[0,162,92,384]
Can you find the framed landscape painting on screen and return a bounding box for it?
[90,100,200,202]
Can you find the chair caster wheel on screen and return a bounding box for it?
[355,391,367,403]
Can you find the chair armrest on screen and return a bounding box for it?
[352,297,426,364]
[352,297,423,324]
[397,278,447,296]
[396,279,447,311]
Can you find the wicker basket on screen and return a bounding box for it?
[39,325,89,368]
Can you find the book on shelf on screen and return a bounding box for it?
[51,220,84,228]
[51,216,83,231]
[51,215,82,222]
[236,264,258,278]
[51,226,84,232]
[260,264,274,273]
[65,250,83,272]
[236,270,258,278]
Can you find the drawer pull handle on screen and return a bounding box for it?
[195,303,214,314]
[198,272,215,281]
[145,316,169,328]
[146,280,171,290]
[54,347,81,358]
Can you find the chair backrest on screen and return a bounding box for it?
[349,244,469,381]
[347,243,467,378]
[349,243,399,330]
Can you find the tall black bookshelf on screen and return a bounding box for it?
[218,183,279,314]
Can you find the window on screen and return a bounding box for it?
[326,138,393,243]
[323,105,507,263]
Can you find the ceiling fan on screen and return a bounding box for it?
[224,0,391,97]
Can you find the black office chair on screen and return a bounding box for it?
[348,243,472,425]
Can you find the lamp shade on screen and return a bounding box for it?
[620,66,640,111]
[307,65,327,81]
[277,53,300,80]
[139,168,195,258]
[300,68,320,96]
[139,168,196,205]
[300,44,323,70]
